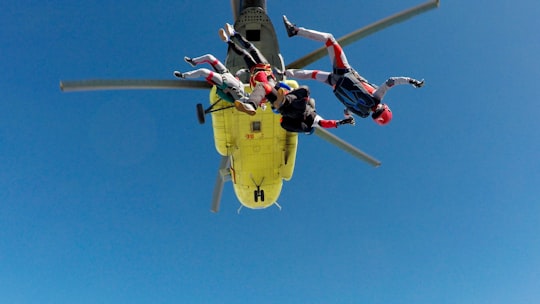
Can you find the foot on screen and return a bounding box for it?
[224,23,236,37]
[184,56,196,67]
[173,71,184,79]
[218,28,229,42]
[282,15,298,37]
[234,100,256,116]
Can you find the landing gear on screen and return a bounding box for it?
[253,189,265,202]
[251,176,265,203]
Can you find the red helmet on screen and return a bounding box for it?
[250,71,269,88]
[372,103,392,126]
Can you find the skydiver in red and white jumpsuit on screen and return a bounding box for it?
[173,54,248,104]
[282,16,425,126]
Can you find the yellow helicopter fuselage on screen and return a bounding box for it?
[210,81,299,210]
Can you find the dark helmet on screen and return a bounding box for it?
[371,103,392,126]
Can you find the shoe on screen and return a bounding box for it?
[173,71,184,79]
[282,15,298,37]
[184,56,196,67]
[307,98,316,109]
[234,100,256,116]
[344,109,352,119]
[224,23,236,37]
[218,28,229,42]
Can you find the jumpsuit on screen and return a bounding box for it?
[180,54,247,103]
[286,28,418,117]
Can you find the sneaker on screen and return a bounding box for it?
[218,28,229,42]
[234,100,256,116]
[282,15,298,37]
[344,109,352,119]
[173,71,184,79]
[224,23,236,37]
[184,56,196,67]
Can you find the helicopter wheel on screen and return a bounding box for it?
[196,103,205,124]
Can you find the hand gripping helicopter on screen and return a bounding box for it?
[60,0,439,212]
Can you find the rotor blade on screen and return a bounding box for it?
[211,156,231,213]
[313,127,381,167]
[286,0,440,69]
[60,79,211,92]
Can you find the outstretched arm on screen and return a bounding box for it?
[373,77,424,100]
[315,115,355,129]
[285,69,333,87]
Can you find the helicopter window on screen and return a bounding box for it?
[246,29,261,41]
[251,121,261,132]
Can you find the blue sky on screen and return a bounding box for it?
[1,0,539,303]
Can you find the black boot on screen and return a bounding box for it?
[282,15,298,37]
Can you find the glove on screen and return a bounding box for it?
[273,67,284,76]
[410,79,425,88]
[337,117,355,126]
[285,69,295,78]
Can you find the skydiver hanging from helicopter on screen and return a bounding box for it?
[173,54,250,104]
[282,16,425,126]
[219,23,353,133]
[270,85,354,133]
[218,23,280,116]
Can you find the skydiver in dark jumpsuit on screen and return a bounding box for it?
[218,23,283,116]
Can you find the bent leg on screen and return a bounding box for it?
[227,41,257,70]
[182,68,223,86]
[296,28,350,70]
[247,82,273,107]
[231,32,268,64]
[191,54,227,73]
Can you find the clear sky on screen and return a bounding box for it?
[1,0,539,303]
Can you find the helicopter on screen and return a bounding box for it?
[60,0,440,212]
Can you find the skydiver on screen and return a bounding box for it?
[173,54,250,104]
[282,16,425,126]
[218,23,282,116]
[269,85,355,133]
